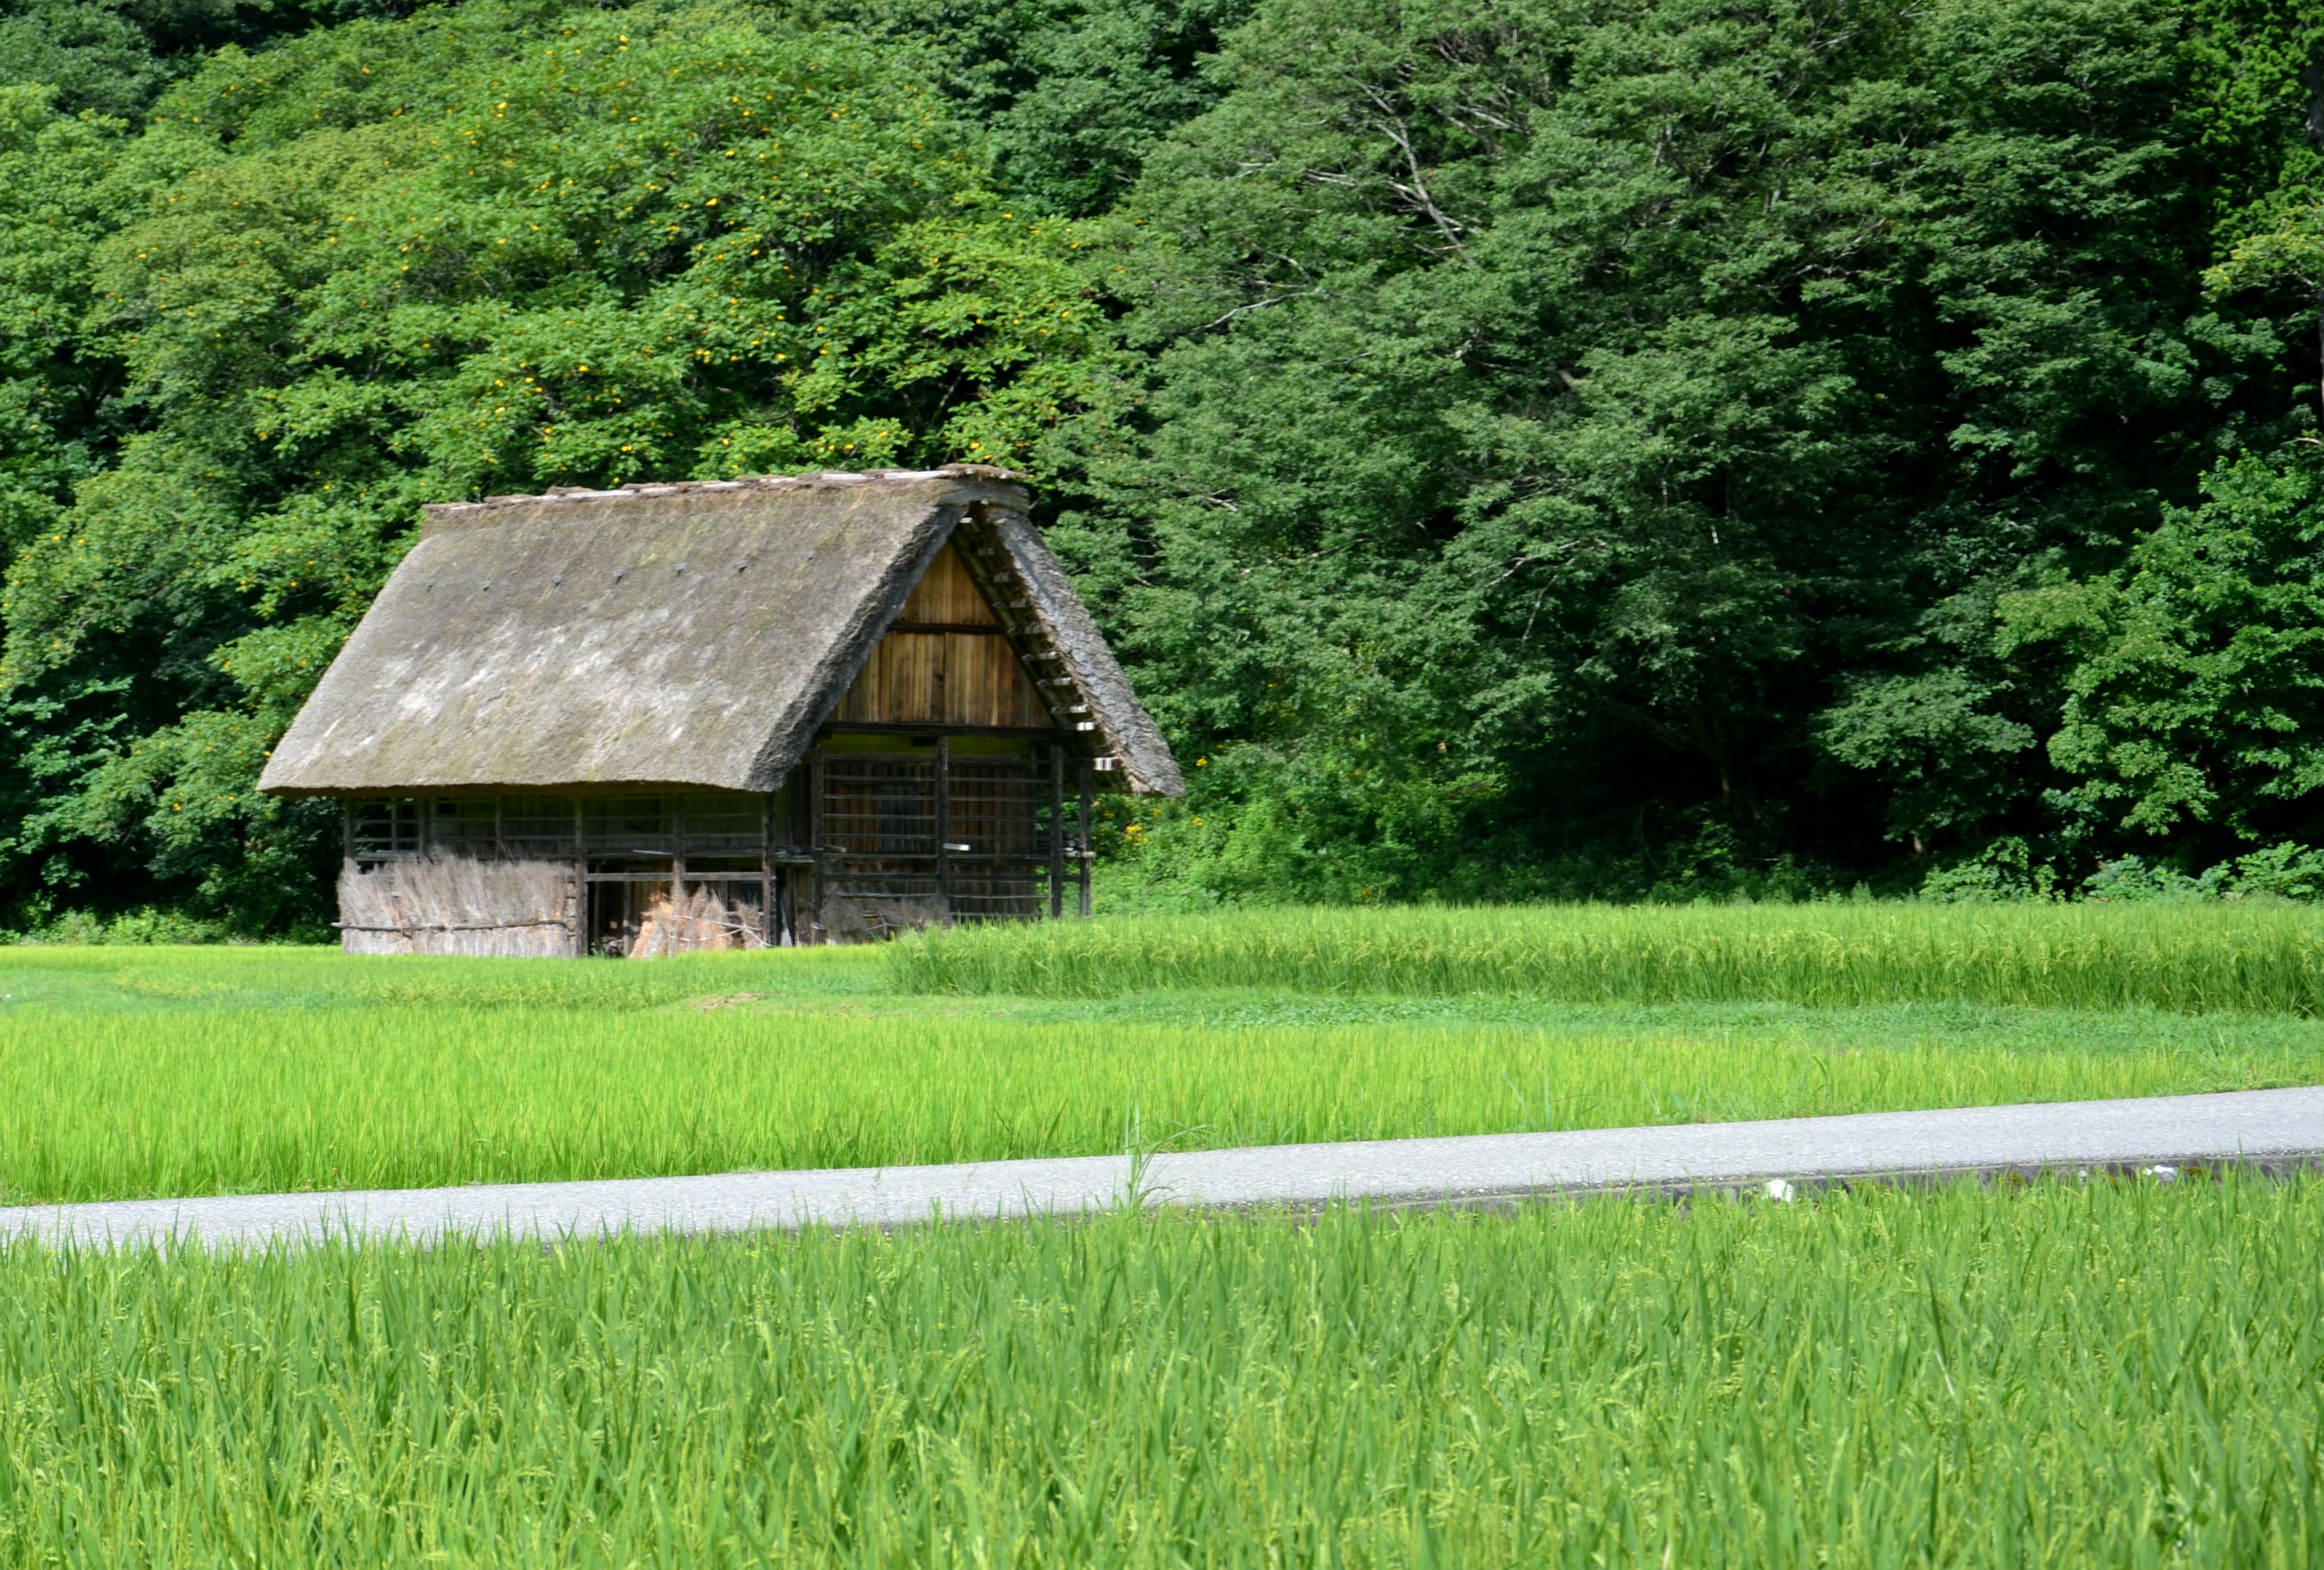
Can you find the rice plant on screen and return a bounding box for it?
[891,901,2324,1011]
[0,1177,2317,1566]
[4,968,2323,1203]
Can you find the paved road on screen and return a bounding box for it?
[4,1087,2320,1249]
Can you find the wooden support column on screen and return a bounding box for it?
[1077,760,1092,919]
[809,749,827,945]
[340,800,353,865]
[761,792,777,948]
[935,735,953,925]
[784,779,804,947]
[671,793,687,913]
[573,798,588,957]
[1049,745,1065,920]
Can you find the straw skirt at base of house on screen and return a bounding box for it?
[336,854,577,957]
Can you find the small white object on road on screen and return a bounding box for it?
[1,1086,2317,1250]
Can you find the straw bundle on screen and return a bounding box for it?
[338,854,576,956]
[629,884,766,957]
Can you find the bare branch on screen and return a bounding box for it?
[1196,287,1322,332]
[1351,78,1472,258]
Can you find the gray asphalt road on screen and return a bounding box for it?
[4,1086,2319,1249]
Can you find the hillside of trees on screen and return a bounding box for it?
[0,0,2319,930]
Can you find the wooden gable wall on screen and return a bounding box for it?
[832,542,1052,728]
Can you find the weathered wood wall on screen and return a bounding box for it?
[833,544,1051,728]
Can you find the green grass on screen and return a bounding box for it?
[5,924,2319,1563]
[2,1178,2319,1566]
[4,943,2324,1203]
[891,901,2324,1011]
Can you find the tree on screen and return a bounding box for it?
[0,0,1118,926]
[1057,0,2277,898]
[2001,452,2324,847]
[1,0,2321,920]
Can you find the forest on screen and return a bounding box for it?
[0,0,2317,930]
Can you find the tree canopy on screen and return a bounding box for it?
[0,0,2318,925]
[1058,0,2320,898]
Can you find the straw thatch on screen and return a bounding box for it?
[982,507,1181,797]
[628,886,767,957]
[337,854,576,956]
[258,467,1183,800]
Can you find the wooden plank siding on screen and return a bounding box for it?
[898,538,1001,626]
[833,543,1052,728]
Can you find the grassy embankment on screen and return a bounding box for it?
[1,1178,2317,1564]
[3,903,2323,1203]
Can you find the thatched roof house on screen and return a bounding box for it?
[260,466,1181,954]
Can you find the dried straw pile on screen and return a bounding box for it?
[338,854,576,956]
[629,885,766,957]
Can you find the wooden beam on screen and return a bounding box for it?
[809,749,826,945]
[584,869,766,884]
[1078,760,1092,918]
[761,792,777,948]
[573,797,588,957]
[936,735,953,925]
[1050,746,1065,920]
[821,721,1069,740]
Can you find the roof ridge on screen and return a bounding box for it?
[432,464,1025,517]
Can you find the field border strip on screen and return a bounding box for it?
[2,1086,2320,1249]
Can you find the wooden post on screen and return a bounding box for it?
[493,795,505,861]
[671,792,686,917]
[573,797,588,957]
[338,801,355,954]
[809,749,826,945]
[1077,760,1092,918]
[935,735,953,925]
[761,792,777,948]
[1049,744,1065,920]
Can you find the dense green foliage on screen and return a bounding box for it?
[2004,454,2324,839]
[1065,0,2324,900]
[1,0,2323,921]
[7,929,2324,1201]
[3,1180,2321,1563]
[0,0,1134,930]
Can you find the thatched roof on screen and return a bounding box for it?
[258,467,1184,798]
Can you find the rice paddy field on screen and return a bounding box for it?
[1,902,2323,1202]
[3,1180,2320,1565]
[4,902,2323,1565]
[894,900,2324,1011]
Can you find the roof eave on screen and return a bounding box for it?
[984,508,1186,798]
